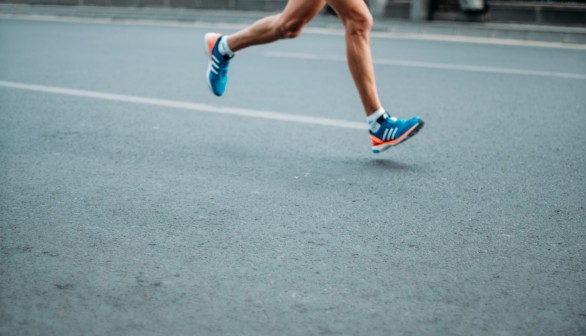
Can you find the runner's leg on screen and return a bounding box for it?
[227,0,326,52]
[325,0,381,116]
[326,0,424,153]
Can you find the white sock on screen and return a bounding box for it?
[366,107,386,133]
[218,36,234,58]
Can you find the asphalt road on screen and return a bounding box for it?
[0,17,585,336]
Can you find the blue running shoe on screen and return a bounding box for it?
[204,33,233,96]
[370,113,424,153]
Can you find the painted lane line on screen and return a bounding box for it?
[265,51,586,80]
[0,80,367,130]
[303,27,586,50]
[1,14,586,50]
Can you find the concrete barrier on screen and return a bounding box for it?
[386,0,586,26]
[490,2,586,26]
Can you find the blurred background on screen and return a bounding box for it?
[0,0,584,26]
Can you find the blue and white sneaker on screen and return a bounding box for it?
[204,33,233,96]
[370,113,424,153]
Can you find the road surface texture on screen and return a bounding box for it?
[0,17,585,336]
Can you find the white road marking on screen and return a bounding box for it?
[0,80,368,130]
[265,51,586,80]
[1,14,585,50]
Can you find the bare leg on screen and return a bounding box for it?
[227,0,326,52]
[326,0,381,116]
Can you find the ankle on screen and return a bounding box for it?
[218,36,234,57]
[366,108,386,132]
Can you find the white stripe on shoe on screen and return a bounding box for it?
[387,128,395,141]
[391,127,398,140]
[382,128,390,141]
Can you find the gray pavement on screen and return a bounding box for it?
[0,17,585,336]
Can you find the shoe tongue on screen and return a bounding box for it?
[380,114,398,123]
[376,113,390,124]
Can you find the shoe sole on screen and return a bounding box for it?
[204,33,220,96]
[372,120,425,154]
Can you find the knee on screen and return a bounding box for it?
[275,17,305,39]
[343,9,373,36]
